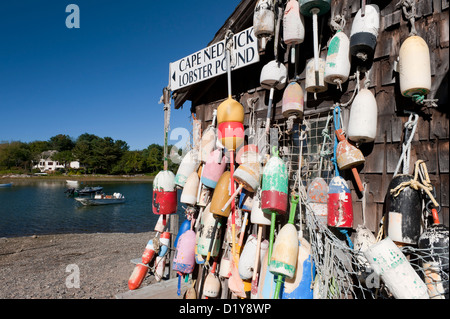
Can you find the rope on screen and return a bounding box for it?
[396,0,417,36]
[330,14,346,32]
[393,113,419,176]
[390,160,439,207]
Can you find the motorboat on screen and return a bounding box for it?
[75,192,125,206]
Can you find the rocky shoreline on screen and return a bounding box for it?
[0,231,158,299]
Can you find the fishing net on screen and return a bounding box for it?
[277,112,449,299]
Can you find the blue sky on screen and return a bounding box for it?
[0,0,241,150]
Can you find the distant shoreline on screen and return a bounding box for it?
[1,174,155,182]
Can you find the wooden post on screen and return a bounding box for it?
[169,213,179,279]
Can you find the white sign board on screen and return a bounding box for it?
[169,27,259,91]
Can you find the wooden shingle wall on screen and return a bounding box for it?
[194,0,449,234]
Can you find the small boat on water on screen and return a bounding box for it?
[66,180,79,187]
[0,182,13,187]
[75,192,125,206]
[65,186,103,197]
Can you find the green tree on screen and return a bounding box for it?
[48,134,75,152]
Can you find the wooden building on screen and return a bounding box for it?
[173,0,449,234]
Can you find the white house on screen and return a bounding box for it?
[33,150,80,172]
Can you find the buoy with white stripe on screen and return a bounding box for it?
[325,30,351,90]
[306,177,328,226]
[347,88,378,144]
[201,149,226,189]
[364,237,429,299]
[152,170,177,215]
[261,147,289,263]
[175,150,200,188]
[418,205,449,299]
[269,195,300,299]
[384,174,422,246]
[154,232,170,282]
[283,0,305,63]
[335,128,365,192]
[398,35,432,101]
[282,81,304,133]
[350,4,380,62]
[253,0,275,53]
[327,176,353,228]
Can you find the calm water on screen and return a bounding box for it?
[0,180,185,238]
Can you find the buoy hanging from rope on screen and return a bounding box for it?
[261,147,289,264]
[300,0,331,88]
[349,4,380,62]
[172,223,196,296]
[324,30,351,90]
[327,176,353,228]
[283,0,305,63]
[202,258,221,298]
[175,150,200,188]
[335,128,365,192]
[269,195,300,299]
[398,35,432,101]
[254,0,275,53]
[384,174,422,246]
[347,88,378,144]
[364,237,429,299]
[152,170,177,215]
[197,203,223,259]
[282,81,304,133]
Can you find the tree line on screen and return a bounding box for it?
[0,133,179,175]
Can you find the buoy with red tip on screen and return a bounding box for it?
[398,35,432,101]
[261,147,289,263]
[282,81,304,132]
[283,0,305,63]
[364,237,429,299]
[175,149,200,188]
[327,176,353,228]
[350,4,380,62]
[203,258,221,298]
[335,128,365,192]
[152,170,177,215]
[347,88,378,144]
[269,195,299,299]
[201,149,226,189]
[180,172,199,205]
[306,177,328,226]
[253,0,275,53]
[384,174,422,246]
[128,263,149,290]
[325,30,351,90]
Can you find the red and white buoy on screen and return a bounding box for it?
[152,170,177,215]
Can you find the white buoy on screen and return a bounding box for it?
[325,30,351,90]
[305,58,327,94]
[347,88,378,143]
[364,237,429,299]
[175,150,200,187]
[350,4,380,61]
[260,60,288,90]
[239,234,258,280]
[180,172,199,205]
[253,0,275,52]
[398,35,431,98]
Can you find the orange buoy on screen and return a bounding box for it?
[128,263,149,290]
